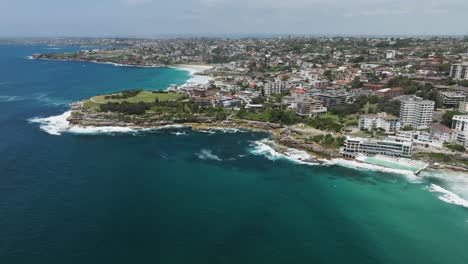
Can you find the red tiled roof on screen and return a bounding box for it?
[432,124,452,133]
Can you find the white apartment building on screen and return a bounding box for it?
[399,96,435,129]
[385,50,397,60]
[340,136,413,158]
[450,62,468,80]
[438,92,466,107]
[388,131,444,149]
[264,81,287,96]
[451,115,468,147]
[359,113,400,132]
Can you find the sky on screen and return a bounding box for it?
[0,0,467,37]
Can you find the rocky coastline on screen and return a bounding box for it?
[67,101,341,160]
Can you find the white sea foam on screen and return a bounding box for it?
[426,184,468,208]
[28,111,72,135]
[196,149,222,161]
[419,169,468,207]
[26,56,34,60]
[324,158,421,182]
[68,126,139,135]
[249,140,318,165]
[171,131,187,136]
[207,127,247,134]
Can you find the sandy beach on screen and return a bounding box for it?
[172,64,214,73]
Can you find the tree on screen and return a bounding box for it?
[324,70,334,81]
[442,111,463,127]
[351,77,363,89]
[444,144,466,152]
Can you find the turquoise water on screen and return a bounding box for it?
[1,45,468,264]
[363,157,427,173]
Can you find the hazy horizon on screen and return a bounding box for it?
[1,0,468,37]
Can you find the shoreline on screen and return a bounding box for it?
[30,108,459,174]
[28,109,468,209]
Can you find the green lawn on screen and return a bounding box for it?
[414,152,468,166]
[83,91,182,111]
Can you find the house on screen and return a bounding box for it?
[431,124,452,143]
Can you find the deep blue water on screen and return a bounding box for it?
[1,45,468,264]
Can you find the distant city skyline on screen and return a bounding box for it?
[1,0,468,37]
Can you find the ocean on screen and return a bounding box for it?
[1,45,468,264]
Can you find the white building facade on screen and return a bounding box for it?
[399,96,435,129]
[450,62,468,80]
[340,136,413,158]
[359,113,400,132]
[451,115,468,147]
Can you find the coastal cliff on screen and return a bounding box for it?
[67,99,341,160]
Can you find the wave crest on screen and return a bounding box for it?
[426,184,468,208]
[28,111,72,135]
[249,140,318,165]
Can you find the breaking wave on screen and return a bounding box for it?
[426,184,468,208]
[323,159,421,182]
[28,111,72,136]
[249,140,319,165]
[248,139,468,208]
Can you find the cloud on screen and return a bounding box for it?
[359,8,411,16]
[120,0,152,6]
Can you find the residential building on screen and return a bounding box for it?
[296,98,327,117]
[264,81,287,96]
[438,92,466,107]
[451,115,468,147]
[375,87,404,98]
[340,136,413,158]
[359,113,400,132]
[431,124,453,143]
[399,96,435,129]
[389,131,444,149]
[385,50,397,60]
[193,96,218,108]
[450,62,468,80]
[317,91,347,109]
